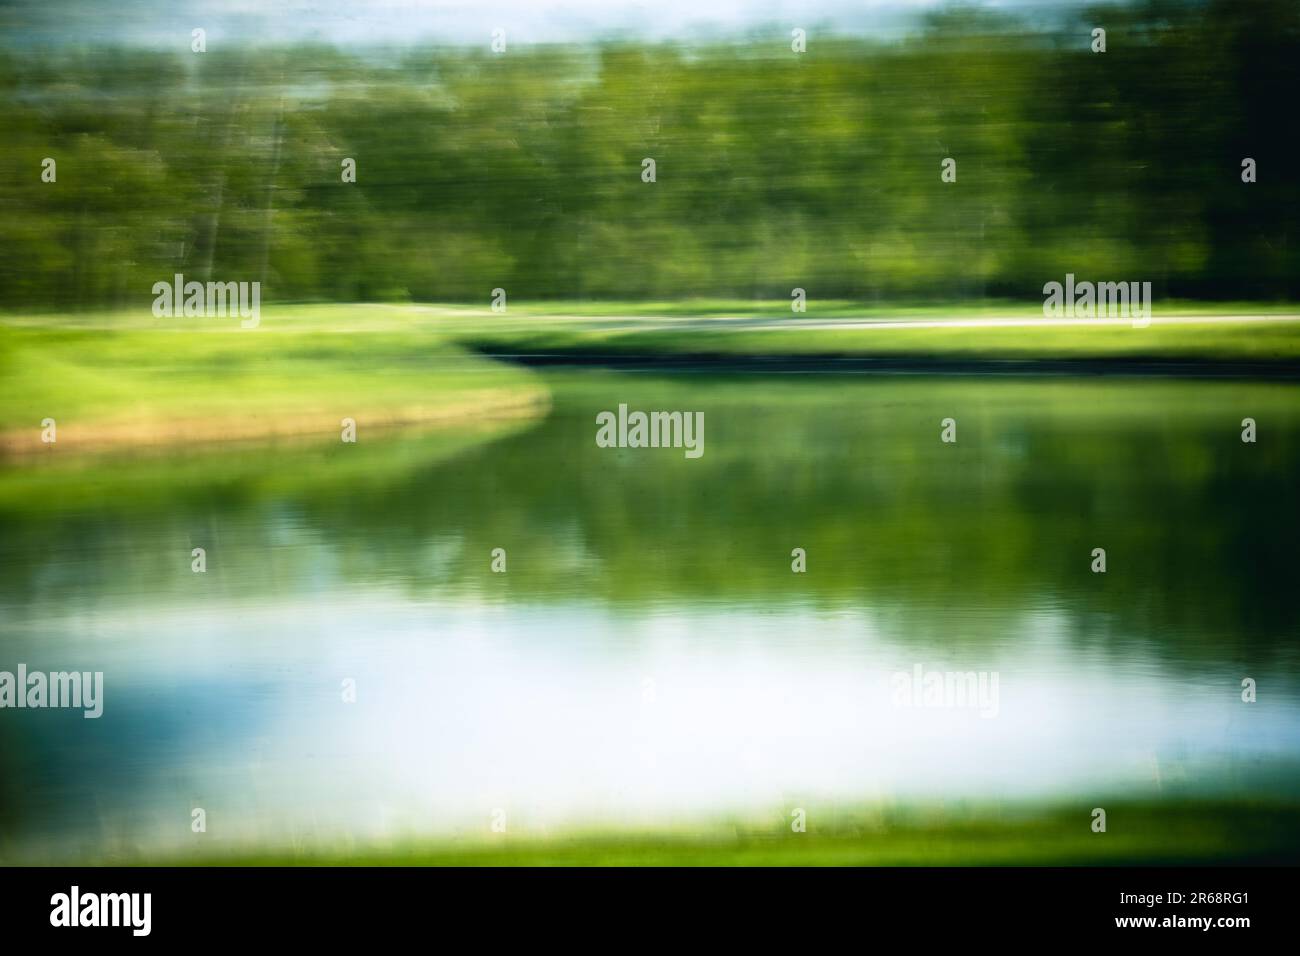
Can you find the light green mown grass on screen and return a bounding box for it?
[0,311,548,458]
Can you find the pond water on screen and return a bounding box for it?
[2,370,1299,860]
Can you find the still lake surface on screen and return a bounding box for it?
[2,370,1299,860]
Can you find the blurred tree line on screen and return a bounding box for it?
[0,0,1295,309]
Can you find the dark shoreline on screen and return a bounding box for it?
[470,347,1300,380]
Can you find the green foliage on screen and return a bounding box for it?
[1,1,1296,309]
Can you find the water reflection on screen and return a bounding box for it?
[2,372,1299,860]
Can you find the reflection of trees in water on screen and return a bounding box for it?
[1,376,1297,669]
[0,723,25,842]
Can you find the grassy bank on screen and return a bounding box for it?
[4,303,1298,461]
[0,311,548,457]
[115,800,1300,867]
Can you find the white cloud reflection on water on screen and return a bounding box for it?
[8,591,1298,859]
